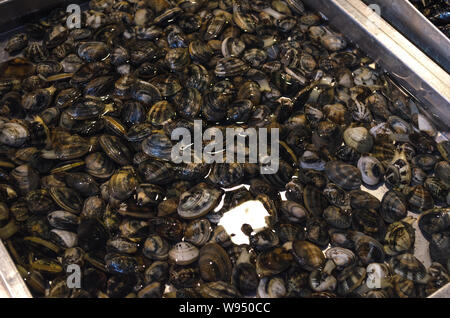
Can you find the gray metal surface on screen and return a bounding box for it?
[303,0,450,134]
[362,0,450,73]
[0,241,32,298]
[429,283,450,298]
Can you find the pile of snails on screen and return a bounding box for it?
[0,0,448,298]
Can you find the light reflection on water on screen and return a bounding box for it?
[218,200,270,245]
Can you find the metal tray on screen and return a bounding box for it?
[0,0,449,298]
[360,0,450,73]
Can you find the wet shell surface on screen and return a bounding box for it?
[357,155,385,186]
[343,126,373,153]
[325,161,362,190]
[177,184,222,219]
[380,190,408,224]
[184,219,212,246]
[0,0,446,300]
[292,240,325,271]
[168,242,199,265]
[198,243,232,282]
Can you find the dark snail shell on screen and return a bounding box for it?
[196,281,241,298]
[292,240,325,271]
[352,232,385,265]
[144,261,169,284]
[177,183,223,220]
[435,161,450,187]
[380,190,408,224]
[49,187,83,214]
[77,218,108,253]
[323,206,352,229]
[424,177,448,203]
[323,183,349,207]
[47,211,79,231]
[143,234,170,261]
[77,41,110,62]
[208,163,245,188]
[198,243,232,282]
[184,219,212,246]
[141,131,173,161]
[172,87,202,119]
[136,184,165,207]
[25,189,55,213]
[231,262,259,296]
[84,152,115,179]
[280,200,309,223]
[349,190,381,210]
[406,185,434,214]
[105,253,138,275]
[255,246,293,277]
[305,217,329,248]
[146,101,176,127]
[384,220,416,255]
[10,164,40,194]
[336,266,366,296]
[389,253,427,283]
[108,167,138,202]
[169,264,199,289]
[325,161,362,190]
[352,209,386,240]
[429,232,450,264]
[214,57,249,77]
[277,223,305,243]
[250,229,280,252]
[285,179,304,204]
[417,208,449,241]
[138,159,174,185]
[99,134,132,166]
[303,185,328,217]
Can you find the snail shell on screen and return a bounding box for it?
[144,261,169,284]
[256,247,293,277]
[343,126,373,153]
[257,277,287,298]
[143,234,170,260]
[198,243,232,282]
[0,122,29,147]
[325,161,362,190]
[184,218,212,246]
[406,185,434,214]
[196,281,241,298]
[292,240,325,271]
[384,219,415,256]
[389,253,428,283]
[385,150,411,189]
[280,200,308,223]
[349,190,381,210]
[178,183,223,219]
[231,262,259,296]
[336,266,366,296]
[380,190,408,224]
[49,229,78,248]
[303,185,328,217]
[325,247,356,269]
[323,206,352,229]
[357,155,385,186]
[49,187,83,214]
[168,242,200,265]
